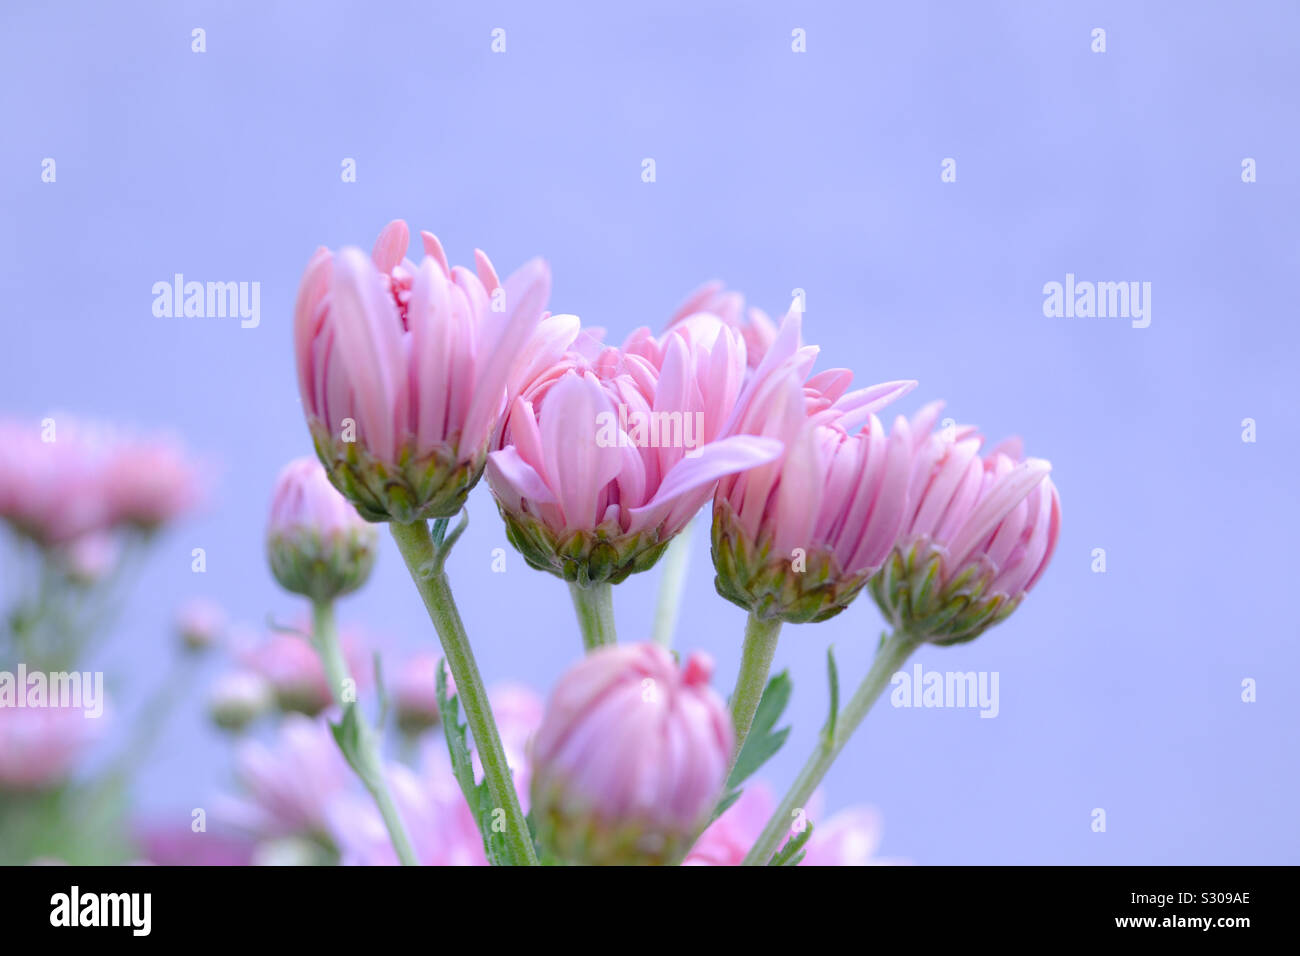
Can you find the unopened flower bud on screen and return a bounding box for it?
[266,457,378,602]
[176,598,226,652]
[530,644,732,865]
[869,404,1060,645]
[208,672,273,732]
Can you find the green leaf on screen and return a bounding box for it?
[435,659,513,866]
[711,671,794,824]
[329,703,367,777]
[824,645,840,743]
[768,821,814,866]
[726,670,793,791]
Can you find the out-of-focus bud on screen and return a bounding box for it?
[208,672,273,732]
[176,598,226,653]
[391,653,448,736]
[530,644,733,865]
[266,457,378,602]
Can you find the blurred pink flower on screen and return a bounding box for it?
[391,652,447,735]
[685,783,905,866]
[487,313,782,585]
[240,626,373,716]
[0,704,105,793]
[133,824,256,866]
[61,531,120,585]
[328,754,486,867]
[293,220,559,522]
[870,402,1061,645]
[219,714,351,839]
[0,417,199,545]
[176,597,226,652]
[101,437,202,531]
[530,644,733,865]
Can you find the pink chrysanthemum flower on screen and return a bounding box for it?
[240,626,373,717]
[293,220,561,522]
[218,714,352,840]
[0,418,200,546]
[869,402,1061,645]
[487,314,782,585]
[529,644,733,865]
[711,313,917,622]
[666,280,781,370]
[0,704,106,793]
[684,783,906,866]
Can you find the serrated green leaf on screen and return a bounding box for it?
[726,670,793,791]
[768,821,814,866]
[435,658,519,866]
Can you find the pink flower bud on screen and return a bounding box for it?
[266,457,378,602]
[207,671,273,732]
[711,312,918,622]
[869,402,1061,645]
[294,221,557,522]
[391,652,447,735]
[530,644,733,865]
[240,625,373,716]
[176,597,226,652]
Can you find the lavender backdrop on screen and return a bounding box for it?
[2,0,1297,863]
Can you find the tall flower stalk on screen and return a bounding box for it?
[390,518,538,866]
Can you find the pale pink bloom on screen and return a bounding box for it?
[487,313,782,584]
[176,597,226,651]
[219,714,351,839]
[134,824,255,866]
[61,531,120,585]
[293,220,561,522]
[667,280,780,370]
[712,312,918,621]
[0,704,105,793]
[391,652,448,735]
[101,437,202,530]
[871,402,1061,644]
[266,457,378,601]
[329,754,486,867]
[240,626,373,716]
[530,644,733,865]
[0,419,113,545]
[0,418,199,545]
[684,783,904,866]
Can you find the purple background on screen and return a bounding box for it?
[3,0,1297,863]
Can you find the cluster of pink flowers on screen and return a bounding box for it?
[279,220,1062,866]
[0,417,201,568]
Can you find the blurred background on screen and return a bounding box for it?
[1,0,1297,863]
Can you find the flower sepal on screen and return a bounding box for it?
[711,498,871,624]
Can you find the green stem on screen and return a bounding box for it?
[727,612,783,775]
[389,521,538,866]
[311,599,420,867]
[650,523,693,648]
[742,629,918,866]
[568,581,618,652]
